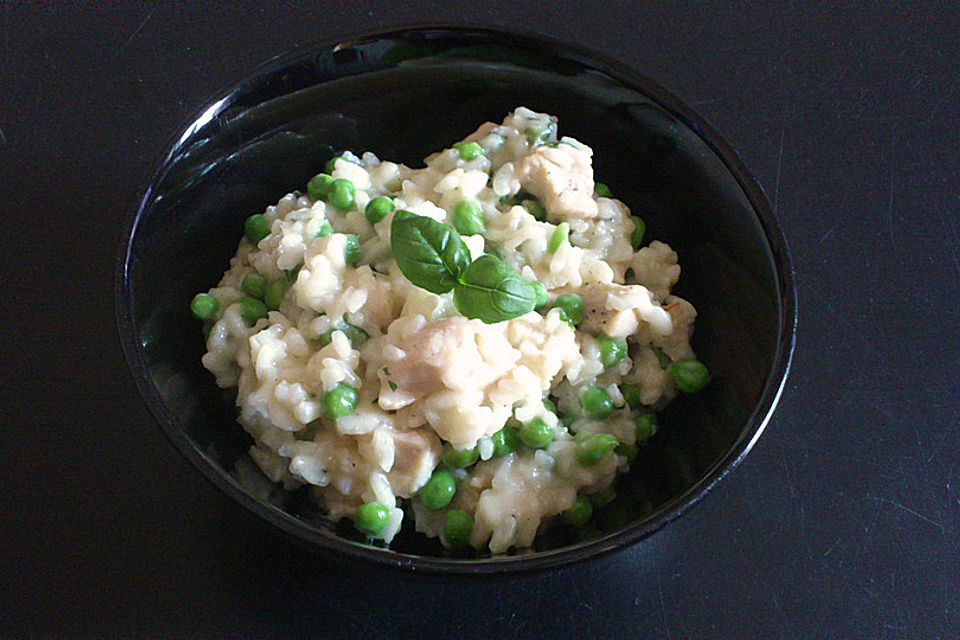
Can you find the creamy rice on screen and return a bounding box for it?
[195,107,703,553]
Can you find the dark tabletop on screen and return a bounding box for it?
[3,2,959,638]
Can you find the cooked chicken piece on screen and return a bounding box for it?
[385,429,441,496]
[579,282,674,340]
[517,145,599,219]
[373,315,517,411]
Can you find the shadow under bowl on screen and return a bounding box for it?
[116,26,796,573]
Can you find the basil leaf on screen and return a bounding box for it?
[453,254,536,323]
[390,210,470,294]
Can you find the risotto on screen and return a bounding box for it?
[190,107,709,553]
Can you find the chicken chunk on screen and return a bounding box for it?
[517,145,600,219]
[372,315,517,411]
[579,282,673,339]
[375,428,441,496]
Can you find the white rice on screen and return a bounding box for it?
[199,107,699,553]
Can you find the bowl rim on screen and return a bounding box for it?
[115,23,797,574]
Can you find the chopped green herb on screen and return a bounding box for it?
[523,199,547,220]
[651,345,672,369]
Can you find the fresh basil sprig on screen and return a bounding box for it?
[390,211,536,323]
[453,254,537,323]
[390,210,470,294]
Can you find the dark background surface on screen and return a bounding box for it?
[2,2,958,638]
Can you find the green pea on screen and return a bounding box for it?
[522,199,547,220]
[561,413,577,428]
[548,222,569,253]
[354,501,389,535]
[619,383,643,411]
[244,214,270,245]
[490,426,519,457]
[263,278,287,311]
[325,154,358,174]
[597,334,627,368]
[365,196,395,224]
[445,509,474,548]
[442,444,479,469]
[589,485,616,508]
[190,293,219,321]
[579,385,613,420]
[344,233,362,265]
[576,433,619,466]
[322,384,358,419]
[669,358,710,393]
[241,272,266,299]
[635,412,658,442]
[519,417,554,449]
[314,220,334,238]
[615,443,638,462]
[553,294,584,326]
[561,496,594,526]
[419,470,456,510]
[237,296,267,325]
[452,141,483,160]
[307,173,334,200]
[630,216,645,249]
[594,182,612,198]
[328,178,356,211]
[452,200,485,235]
[530,281,549,310]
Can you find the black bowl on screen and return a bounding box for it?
[116,26,796,573]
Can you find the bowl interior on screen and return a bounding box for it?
[118,28,793,570]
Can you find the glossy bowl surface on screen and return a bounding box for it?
[116,26,796,573]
